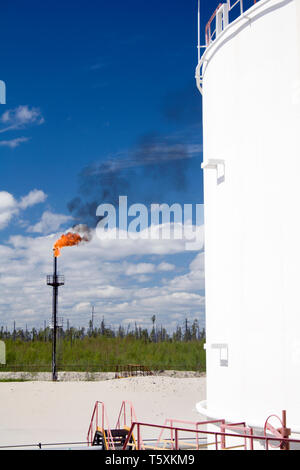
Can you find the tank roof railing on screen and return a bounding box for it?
[205,1,259,47]
[196,0,260,94]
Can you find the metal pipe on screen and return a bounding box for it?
[52,254,58,382]
[197,0,201,63]
[137,424,141,450]
[174,429,178,450]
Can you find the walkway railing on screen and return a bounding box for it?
[87,401,115,449]
[122,421,300,451]
[205,1,259,47]
[196,0,261,94]
[115,400,138,430]
[156,418,226,450]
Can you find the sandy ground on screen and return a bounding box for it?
[0,375,206,449]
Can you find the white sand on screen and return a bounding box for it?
[0,376,206,449]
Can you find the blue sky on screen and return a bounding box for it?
[0,0,220,331]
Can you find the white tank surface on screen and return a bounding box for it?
[196,0,300,432]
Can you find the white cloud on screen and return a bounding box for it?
[0,191,16,211]
[158,262,175,272]
[0,137,30,148]
[0,227,205,330]
[13,106,44,125]
[74,302,91,312]
[19,189,47,210]
[27,211,73,234]
[124,262,175,276]
[165,252,205,292]
[0,106,45,148]
[96,224,204,258]
[125,263,156,276]
[0,105,44,133]
[0,189,48,230]
[0,191,18,229]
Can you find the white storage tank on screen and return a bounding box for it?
[196,0,300,432]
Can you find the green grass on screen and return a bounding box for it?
[0,379,28,382]
[0,337,206,373]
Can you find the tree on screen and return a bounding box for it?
[150,315,156,343]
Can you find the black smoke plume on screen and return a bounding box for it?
[68,84,202,227]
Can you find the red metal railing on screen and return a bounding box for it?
[116,401,135,429]
[196,0,261,93]
[156,418,226,450]
[87,401,115,449]
[205,1,260,47]
[87,402,296,451]
[220,422,254,450]
[88,400,144,450]
[115,401,144,449]
[122,421,300,451]
[205,3,222,46]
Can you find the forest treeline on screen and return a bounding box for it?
[0,316,205,344]
[0,316,206,372]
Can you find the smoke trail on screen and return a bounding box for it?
[68,133,193,227]
[68,83,202,227]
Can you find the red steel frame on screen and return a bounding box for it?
[122,421,300,451]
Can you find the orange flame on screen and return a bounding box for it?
[53,232,84,257]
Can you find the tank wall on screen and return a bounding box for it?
[202,0,300,428]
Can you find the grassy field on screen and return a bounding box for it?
[0,336,206,372]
